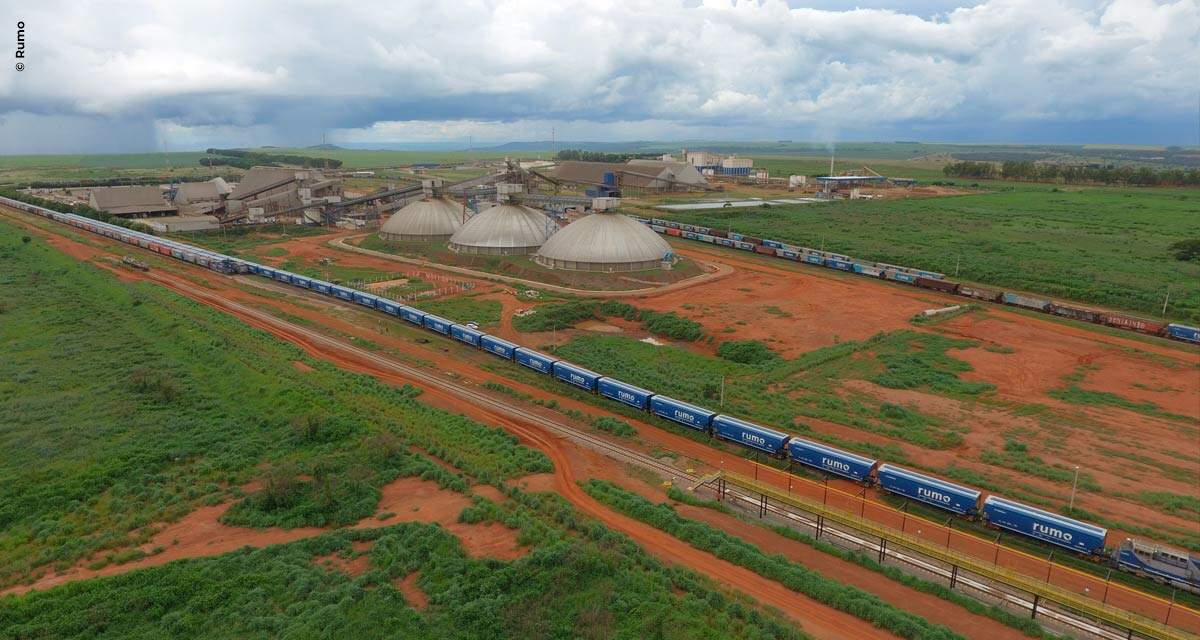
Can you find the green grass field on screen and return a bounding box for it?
[0,219,551,583]
[168,224,332,255]
[0,219,818,638]
[641,184,1200,323]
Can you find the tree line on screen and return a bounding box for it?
[555,149,657,163]
[201,148,343,169]
[943,160,1200,187]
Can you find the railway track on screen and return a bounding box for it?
[212,276,1175,640]
[1,204,1187,640]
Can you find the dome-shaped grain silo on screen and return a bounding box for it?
[379,198,463,241]
[448,203,556,255]
[534,212,671,272]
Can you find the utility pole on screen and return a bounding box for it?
[719,376,725,407]
[1162,287,1171,316]
[955,254,961,277]
[1069,465,1080,510]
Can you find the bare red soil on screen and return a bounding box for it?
[6,208,1197,635]
[314,540,374,576]
[394,572,428,610]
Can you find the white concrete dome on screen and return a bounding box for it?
[379,198,463,241]
[535,212,671,272]
[448,204,556,255]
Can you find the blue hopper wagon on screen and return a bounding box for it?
[787,439,878,482]
[649,395,715,431]
[597,377,654,410]
[480,334,518,359]
[552,361,601,392]
[712,415,790,456]
[514,347,556,374]
[983,496,1107,555]
[399,306,426,325]
[450,324,483,347]
[423,314,453,334]
[877,464,981,516]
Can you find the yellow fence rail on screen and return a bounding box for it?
[713,470,1196,640]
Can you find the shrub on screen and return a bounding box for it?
[641,311,703,341]
[716,340,779,365]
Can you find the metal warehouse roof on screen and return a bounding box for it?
[535,212,670,271]
[228,167,298,201]
[815,175,889,182]
[448,203,555,254]
[89,186,177,215]
[172,179,228,204]
[379,197,463,240]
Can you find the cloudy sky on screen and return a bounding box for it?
[0,0,1196,153]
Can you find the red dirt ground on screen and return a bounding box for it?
[5,208,1197,635]
[314,540,374,576]
[394,572,428,609]
[0,474,519,597]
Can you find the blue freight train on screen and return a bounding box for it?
[4,193,1196,594]
[643,217,1200,345]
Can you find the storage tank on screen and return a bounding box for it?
[448,203,555,255]
[534,211,671,272]
[379,197,463,241]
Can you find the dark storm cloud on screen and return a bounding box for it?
[0,0,1196,152]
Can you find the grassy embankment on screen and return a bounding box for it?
[0,218,816,638]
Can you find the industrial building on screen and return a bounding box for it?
[379,197,464,241]
[549,160,707,194]
[447,203,556,255]
[88,186,177,218]
[171,177,231,215]
[534,211,672,272]
[224,167,342,223]
[684,150,755,176]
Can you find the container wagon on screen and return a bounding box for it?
[982,496,1107,555]
[877,464,981,516]
[1001,292,1051,312]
